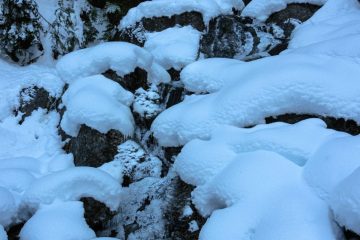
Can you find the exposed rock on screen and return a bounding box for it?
[266,3,321,38]
[102,67,148,93]
[16,86,56,123]
[265,114,360,136]
[116,11,205,46]
[81,197,117,233]
[64,125,127,167]
[200,15,278,59]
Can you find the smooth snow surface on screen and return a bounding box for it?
[23,167,122,211]
[304,136,360,200]
[241,0,326,21]
[330,168,360,235]
[56,42,170,85]
[61,75,135,137]
[144,26,201,70]
[181,58,243,93]
[120,0,244,28]
[0,187,16,227]
[0,225,7,240]
[20,201,96,240]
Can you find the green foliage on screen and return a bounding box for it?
[0,0,43,65]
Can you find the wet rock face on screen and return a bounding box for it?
[102,67,148,93]
[116,11,205,46]
[200,15,278,59]
[17,86,56,122]
[65,125,126,167]
[81,197,116,233]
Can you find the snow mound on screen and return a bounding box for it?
[20,201,96,240]
[288,0,360,51]
[152,53,360,147]
[192,151,301,216]
[120,0,244,29]
[175,119,346,186]
[0,59,63,119]
[304,136,360,200]
[241,0,326,21]
[56,42,170,84]
[23,167,122,211]
[144,26,201,70]
[0,187,16,227]
[181,58,243,93]
[199,185,341,240]
[0,169,35,194]
[330,167,360,235]
[60,75,135,137]
[0,225,7,240]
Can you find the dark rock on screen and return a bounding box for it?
[102,67,148,93]
[200,15,277,59]
[265,114,360,136]
[164,177,206,240]
[87,0,106,8]
[17,86,56,123]
[165,85,185,109]
[64,125,127,167]
[344,229,360,240]
[116,11,205,47]
[81,197,116,233]
[6,222,25,240]
[167,68,181,81]
[266,3,321,38]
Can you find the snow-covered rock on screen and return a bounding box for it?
[19,201,96,240]
[241,0,326,21]
[181,58,243,93]
[175,119,346,186]
[56,42,170,85]
[61,75,135,137]
[144,26,201,70]
[120,0,244,29]
[152,53,360,146]
[23,167,122,211]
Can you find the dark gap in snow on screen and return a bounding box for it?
[266,114,360,135]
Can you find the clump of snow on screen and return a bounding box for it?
[0,169,35,194]
[152,53,360,147]
[120,0,244,29]
[0,60,64,119]
[0,187,16,227]
[287,0,360,54]
[330,167,360,235]
[241,0,326,21]
[303,136,360,200]
[0,225,7,240]
[181,58,243,93]
[23,167,122,211]
[20,201,96,240]
[175,119,346,186]
[60,75,135,137]
[56,42,170,85]
[133,87,162,119]
[192,151,341,240]
[144,26,201,70]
